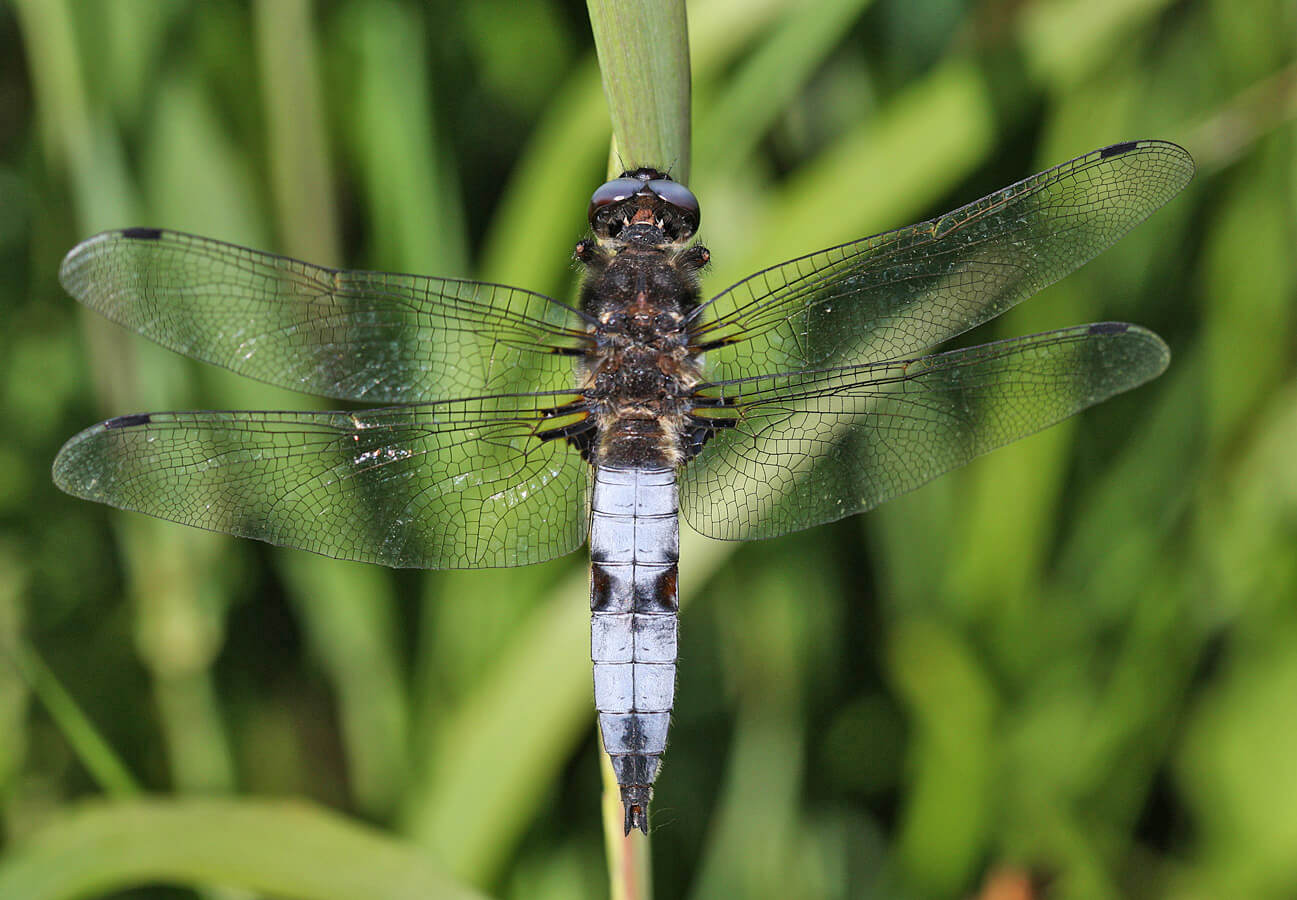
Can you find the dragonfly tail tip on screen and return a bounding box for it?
[620,785,652,835]
[623,802,649,835]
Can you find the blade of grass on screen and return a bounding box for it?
[19,0,243,803]
[712,57,995,287]
[134,70,283,799]
[888,619,996,896]
[1200,141,1294,450]
[253,0,342,265]
[600,730,652,900]
[12,0,138,229]
[0,548,26,794]
[253,0,412,821]
[693,0,875,171]
[687,0,799,78]
[279,553,410,820]
[1183,61,1297,172]
[688,555,827,900]
[0,799,489,900]
[5,644,141,797]
[332,0,468,277]
[1018,0,1182,89]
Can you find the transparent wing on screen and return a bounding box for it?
[692,141,1193,380]
[52,393,592,568]
[59,229,592,403]
[680,323,1168,541]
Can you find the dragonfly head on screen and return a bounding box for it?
[588,168,700,244]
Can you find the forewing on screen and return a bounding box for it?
[693,141,1193,380]
[52,394,591,568]
[59,229,590,403]
[680,323,1168,541]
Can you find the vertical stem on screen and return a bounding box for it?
[252,0,341,264]
[600,728,652,900]
[586,0,693,181]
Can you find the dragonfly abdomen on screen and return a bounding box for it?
[589,465,679,834]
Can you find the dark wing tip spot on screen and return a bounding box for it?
[1088,322,1129,336]
[104,413,152,429]
[120,227,164,240]
[1099,141,1140,159]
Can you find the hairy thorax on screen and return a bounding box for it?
[580,240,706,469]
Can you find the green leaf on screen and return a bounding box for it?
[0,799,488,900]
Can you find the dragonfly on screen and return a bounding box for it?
[54,140,1194,834]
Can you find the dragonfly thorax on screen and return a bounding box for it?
[577,217,708,469]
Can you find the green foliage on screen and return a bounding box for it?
[2,0,1295,897]
[0,799,489,900]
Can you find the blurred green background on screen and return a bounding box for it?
[1,0,1295,898]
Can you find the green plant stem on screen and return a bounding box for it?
[587,0,692,179]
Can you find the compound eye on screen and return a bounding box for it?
[647,179,700,231]
[588,178,643,221]
[647,179,697,213]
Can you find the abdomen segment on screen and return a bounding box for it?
[589,465,679,834]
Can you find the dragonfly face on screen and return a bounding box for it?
[53,140,1195,834]
[586,167,701,243]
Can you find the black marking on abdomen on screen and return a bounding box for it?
[633,564,678,612]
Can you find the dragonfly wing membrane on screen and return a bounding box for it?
[52,395,592,568]
[680,323,1169,541]
[694,141,1193,382]
[59,229,590,404]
